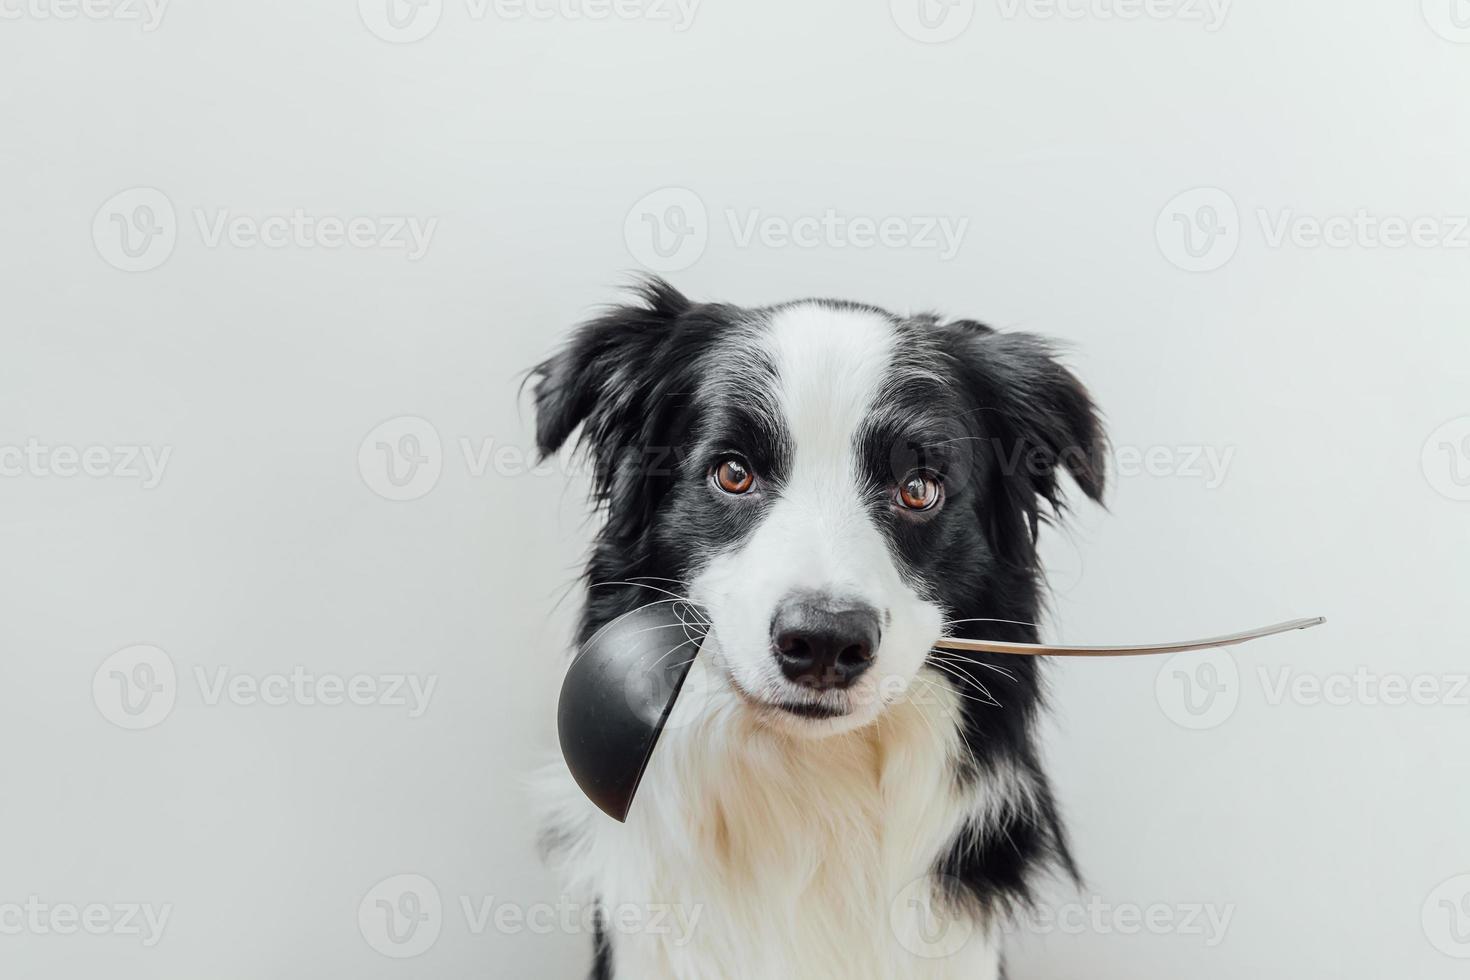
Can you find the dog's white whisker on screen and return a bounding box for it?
[574,597,708,654]
[927,659,1012,699]
[929,654,1020,684]
[586,579,707,611]
[941,616,1043,630]
[913,674,1003,710]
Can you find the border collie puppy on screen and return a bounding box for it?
[531,279,1105,980]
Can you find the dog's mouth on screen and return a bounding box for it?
[723,672,851,720]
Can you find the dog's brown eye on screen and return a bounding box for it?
[897,472,942,511]
[713,457,755,495]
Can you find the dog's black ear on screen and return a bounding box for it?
[530,277,695,510]
[948,321,1107,556]
[532,278,692,457]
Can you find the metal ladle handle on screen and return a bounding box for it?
[933,616,1326,657]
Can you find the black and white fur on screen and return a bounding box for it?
[531,279,1105,979]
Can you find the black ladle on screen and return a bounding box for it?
[557,601,1324,822]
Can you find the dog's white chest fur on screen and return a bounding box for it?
[538,666,1002,980]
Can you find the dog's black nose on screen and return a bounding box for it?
[771,595,880,691]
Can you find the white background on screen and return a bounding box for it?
[2,0,1468,976]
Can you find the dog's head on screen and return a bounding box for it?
[533,279,1104,738]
